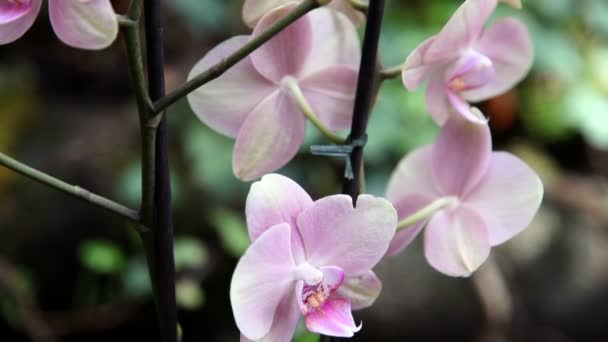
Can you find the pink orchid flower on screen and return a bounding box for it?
[385,115,543,277]
[0,0,118,49]
[231,174,397,341]
[242,0,366,28]
[187,4,360,181]
[402,0,533,125]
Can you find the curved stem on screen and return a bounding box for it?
[396,197,457,230]
[379,64,402,80]
[151,0,319,114]
[283,78,346,144]
[0,152,139,223]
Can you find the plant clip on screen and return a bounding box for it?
[310,134,368,180]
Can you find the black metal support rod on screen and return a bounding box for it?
[342,0,386,201]
[144,1,178,342]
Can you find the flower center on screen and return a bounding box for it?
[446,50,495,92]
[296,266,345,315]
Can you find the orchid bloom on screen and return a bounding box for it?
[187,4,360,181]
[242,0,366,28]
[402,0,532,125]
[0,0,118,49]
[231,174,397,341]
[385,115,543,277]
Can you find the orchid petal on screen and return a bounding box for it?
[432,116,492,197]
[231,223,297,340]
[241,292,301,342]
[462,18,533,102]
[465,152,544,245]
[242,0,284,28]
[250,3,312,82]
[402,36,437,91]
[187,36,275,138]
[334,270,382,310]
[0,0,41,44]
[48,0,118,50]
[305,298,361,337]
[386,194,434,256]
[446,92,489,124]
[328,0,366,27]
[425,0,498,61]
[233,92,306,181]
[246,174,312,262]
[296,194,397,275]
[385,146,440,204]
[299,66,358,131]
[299,7,361,77]
[425,70,452,125]
[424,207,491,277]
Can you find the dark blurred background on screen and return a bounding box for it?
[1,0,608,341]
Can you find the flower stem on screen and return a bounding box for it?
[342,0,386,201]
[151,0,320,115]
[348,0,369,13]
[379,64,402,80]
[283,79,346,144]
[396,197,457,230]
[144,0,178,341]
[0,152,139,223]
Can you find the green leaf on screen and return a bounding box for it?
[78,240,126,275]
[174,236,209,272]
[176,279,205,310]
[212,209,250,257]
[122,257,152,298]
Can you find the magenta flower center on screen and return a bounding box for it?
[301,280,337,315]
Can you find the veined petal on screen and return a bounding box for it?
[0,0,41,44]
[425,0,498,61]
[250,3,312,82]
[299,7,361,77]
[231,223,297,340]
[432,116,492,197]
[242,0,285,28]
[402,36,437,91]
[334,270,382,310]
[462,18,533,102]
[296,194,397,275]
[305,298,361,337]
[465,152,544,245]
[241,292,301,342]
[246,174,312,262]
[424,207,491,277]
[386,146,440,204]
[297,266,345,315]
[187,36,275,138]
[386,194,435,256]
[299,66,358,131]
[233,92,306,181]
[48,0,118,50]
[425,69,452,125]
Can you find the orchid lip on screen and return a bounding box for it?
[0,0,33,24]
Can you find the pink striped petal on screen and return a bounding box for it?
[432,116,492,197]
[250,3,312,82]
[230,223,297,340]
[463,18,533,102]
[246,174,312,262]
[242,0,284,28]
[233,92,306,181]
[48,0,118,50]
[296,194,397,275]
[187,36,275,138]
[305,298,361,337]
[465,152,544,245]
[300,66,358,131]
[0,0,41,44]
[402,36,437,91]
[385,146,441,204]
[335,270,382,310]
[425,0,498,62]
[299,7,361,77]
[386,194,435,256]
[424,207,490,277]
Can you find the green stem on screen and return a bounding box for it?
[348,0,369,12]
[379,64,402,80]
[283,78,346,144]
[0,152,139,222]
[396,196,457,230]
[151,0,320,114]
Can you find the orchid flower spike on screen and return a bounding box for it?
[385,115,543,277]
[187,4,360,181]
[242,0,367,28]
[0,0,118,49]
[402,0,533,125]
[231,174,397,341]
